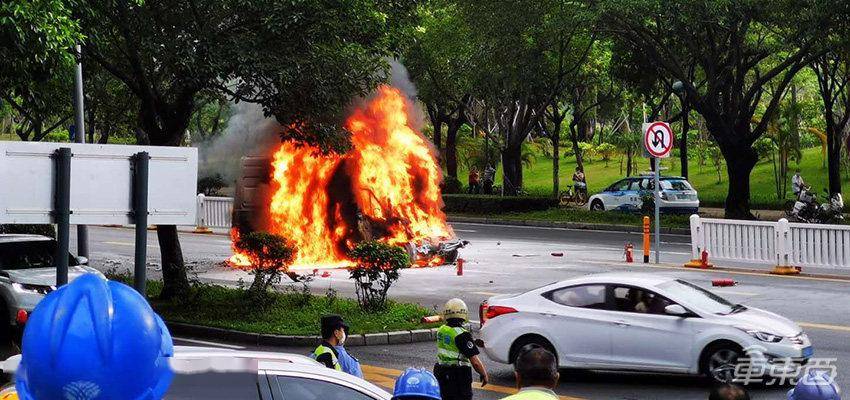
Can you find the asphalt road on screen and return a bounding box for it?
[66,224,850,399]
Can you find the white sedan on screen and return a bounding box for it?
[479,273,812,383]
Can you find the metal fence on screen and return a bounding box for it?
[196,194,233,230]
[690,214,850,269]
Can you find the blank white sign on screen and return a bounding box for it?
[0,142,197,225]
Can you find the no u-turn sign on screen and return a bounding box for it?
[643,122,673,158]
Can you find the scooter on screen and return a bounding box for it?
[786,188,845,224]
[409,239,469,266]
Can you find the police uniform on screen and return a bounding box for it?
[313,341,342,371]
[433,318,480,400]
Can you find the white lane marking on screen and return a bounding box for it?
[712,290,759,296]
[174,337,246,349]
[450,222,691,237]
[454,229,478,233]
[104,241,159,248]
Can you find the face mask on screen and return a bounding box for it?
[337,329,347,345]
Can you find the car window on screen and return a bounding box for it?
[606,180,630,192]
[165,372,264,399]
[661,179,693,191]
[274,376,376,400]
[547,285,608,309]
[0,241,78,270]
[657,279,734,315]
[612,286,676,315]
[627,180,642,191]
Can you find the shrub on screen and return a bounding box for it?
[0,224,55,238]
[197,174,226,196]
[233,232,296,301]
[443,176,463,194]
[578,142,596,162]
[348,241,410,311]
[596,143,618,164]
[442,194,557,214]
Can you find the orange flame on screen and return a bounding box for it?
[230,85,452,268]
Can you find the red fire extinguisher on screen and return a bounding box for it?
[624,243,634,263]
[456,258,464,276]
[701,249,710,268]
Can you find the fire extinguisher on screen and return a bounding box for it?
[624,243,634,263]
[701,249,709,268]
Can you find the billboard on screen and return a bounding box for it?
[0,142,197,225]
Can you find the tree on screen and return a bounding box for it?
[458,0,595,195]
[601,0,829,218]
[233,232,296,300]
[348,241,410,311]
[404,1,473,182]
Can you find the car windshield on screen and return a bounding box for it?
[660,179,693,191]
[656,279,735,315]
[0,241,78,270]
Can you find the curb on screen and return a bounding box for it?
[166,321,438,347]
[447,216,691,236]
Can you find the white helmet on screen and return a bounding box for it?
[443,298,468,321]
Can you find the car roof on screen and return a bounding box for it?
[0,234,53,244]
[549,272,676,289]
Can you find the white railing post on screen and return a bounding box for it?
[772,218,795,274]
[194,193,212,233]
[689,214,702,259]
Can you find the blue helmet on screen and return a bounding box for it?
[16,273,174,400]
[788,371,841,400]
[392,368,441,400]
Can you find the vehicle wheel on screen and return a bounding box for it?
[575,192,588,206]
[783,200,796,219]
[590,199,605,212]
[558,191,571,206]
[0,298,11,346]
[701,343,743,384]
[443,250,459,265]
[509,335,558,366]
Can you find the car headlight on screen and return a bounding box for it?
[11,282,55,295]
[737,327,783,343]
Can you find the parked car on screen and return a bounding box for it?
[479,272,811,384]
[0,234,102,340]
[586,174,699,214]
[2,346,392,400]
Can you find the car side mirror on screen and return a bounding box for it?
[75,256,89,266]
[665,304,688,317]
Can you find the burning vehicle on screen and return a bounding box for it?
[230,86,464,269]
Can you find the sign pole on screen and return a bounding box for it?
[654,158,661,264]
[53,148,72,286]
[132,152,150,295]
[73,44,89,259]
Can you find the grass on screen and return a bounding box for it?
[452,208,693,229]
[126,279,440,335]
[462,147,850,209]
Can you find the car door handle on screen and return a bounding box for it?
[613,321,631,327]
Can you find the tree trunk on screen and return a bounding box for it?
[569,125,584,171]
[156,225,190,299]
[721,144,758,219]
[826,123,843,196]
[501,145,523,195]
[552,121,560,199]
[445,119,460,179]
[680,102,689,179]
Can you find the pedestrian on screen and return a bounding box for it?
[312,314,349,372]
[392,368,442,400]
[434,298,489,400]
[500,344,559,399]
[468,167,481,194]
[12,274,174,400]
[787,371,841,400]
[792,168,807,199]
[708,383,750,400]
[482,165,496,195]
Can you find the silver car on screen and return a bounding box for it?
[0,234,103,339]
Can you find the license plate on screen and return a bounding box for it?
[802,346,814,358]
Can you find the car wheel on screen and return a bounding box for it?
[590,199,605,212]
[701,343,743,384]
[509,335,558,365]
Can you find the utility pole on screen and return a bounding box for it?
[73,44,89,258]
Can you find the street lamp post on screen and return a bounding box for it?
[672,80,689,180]
[73,45,89,258]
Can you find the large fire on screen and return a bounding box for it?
[230,85,452,268]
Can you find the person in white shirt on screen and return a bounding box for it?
[792,169,806,199]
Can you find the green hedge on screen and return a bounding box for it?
[442,194,557,214]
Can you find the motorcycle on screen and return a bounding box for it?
[785,188,845,224]
[408,238,469,266]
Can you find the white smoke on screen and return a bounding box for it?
[196,101,282,183]
[387,58,426,132]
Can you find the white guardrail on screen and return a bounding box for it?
[195,194,233,231]
[690,214,850,269]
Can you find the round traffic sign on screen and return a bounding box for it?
[644,122,673,158]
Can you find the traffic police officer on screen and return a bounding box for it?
[434,298,489,400]
[313,314,348,371]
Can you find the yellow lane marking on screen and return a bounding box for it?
[799,322,850,333]
[581,259,850,284]
[362,364,584,400]
[472,291,500,296]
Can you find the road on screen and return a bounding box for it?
[69,224,850,399]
